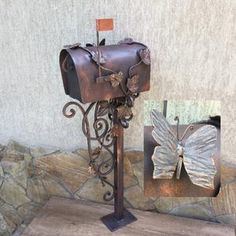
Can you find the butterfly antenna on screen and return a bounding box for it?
[174,116,180,140]
[180,124,194,141]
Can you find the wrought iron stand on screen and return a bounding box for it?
[60,19,150,230]
[101,110,137,231]
[62,97,137,231]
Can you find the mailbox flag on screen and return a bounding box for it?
[96,18,114,31]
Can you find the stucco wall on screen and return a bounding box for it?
[0,0,235,163]
[144,100,221,125]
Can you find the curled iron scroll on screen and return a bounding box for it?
[63,101,115,201]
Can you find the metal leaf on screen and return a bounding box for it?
[86,43,94,47]
[127,75,139,93]
[110,72,123,87]
[88,166,96,175]
[92,147,102,156]
[139,48,151,65]
[97,101,109,116]
[184,125,217,189]
[63,42,81,49]
[118,38,134,44]
[99,38,106,46]
[117,105,132,119]
[111,125,119,137]
[91,51,106,64]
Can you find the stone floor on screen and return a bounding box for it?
[22,197,235,236]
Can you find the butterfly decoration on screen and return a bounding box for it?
[151,110,217,190]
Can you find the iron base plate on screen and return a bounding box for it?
[101,209,137,232]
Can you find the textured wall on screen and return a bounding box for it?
[0,0,235,164]
[144,100,221,125]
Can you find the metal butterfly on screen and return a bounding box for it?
[151,110,217,190]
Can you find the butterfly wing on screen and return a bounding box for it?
[151,110,178,179]
[183,125,217,189]
[151,110,177,149]
[152,146,179,179]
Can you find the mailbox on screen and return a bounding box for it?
[60,29,151,231]
[59,39,150,103]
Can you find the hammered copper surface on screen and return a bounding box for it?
[144,125,221,197]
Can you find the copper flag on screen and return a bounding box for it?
[96,18,114,31]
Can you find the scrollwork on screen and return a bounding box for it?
[62,94,139,201]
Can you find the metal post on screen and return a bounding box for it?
[113,111,124,220]
[100,108,137,232]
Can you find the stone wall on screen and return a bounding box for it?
[0,141,235,235]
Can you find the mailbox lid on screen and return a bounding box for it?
[59,41,150,103]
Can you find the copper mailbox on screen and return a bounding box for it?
[59,39,150,103]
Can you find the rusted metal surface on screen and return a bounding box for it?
[144,125,221,197]
[59,39,150,103]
